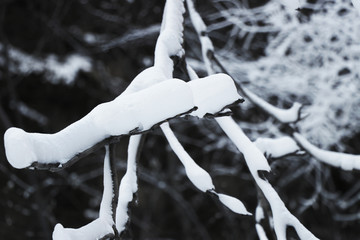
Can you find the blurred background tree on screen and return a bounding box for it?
[1,0,360,239]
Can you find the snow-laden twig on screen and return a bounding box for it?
[242,87,304,123]
[115,135,141,233]
[161,122,251,215]
[255,205,269,240]
[52,146,115,240]
[293,132,360,171]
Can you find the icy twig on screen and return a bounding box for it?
[242,87,304,123]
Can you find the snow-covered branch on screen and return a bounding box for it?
[186,1,318,238]
[53,146,116,240]
[4,79,195,170]
[293,132,360,171]
[161,122,251,215]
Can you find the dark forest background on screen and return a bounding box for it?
[1,0,360,239]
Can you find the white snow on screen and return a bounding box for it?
[255,136,300,158]
[4,79,194,169]
[243,87,302,123]
[216,193,251,215]
[293,132,360,171]
[116,135,141,233]
[188,73,242,118]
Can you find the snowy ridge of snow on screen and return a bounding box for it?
[293,132,360,171]
[243,87,303,123]
[255,136,301,158]
[53,147,115,240]
[116,135,141,233]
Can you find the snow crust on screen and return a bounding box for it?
[293,132,360,171]
[255,136,300,158]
